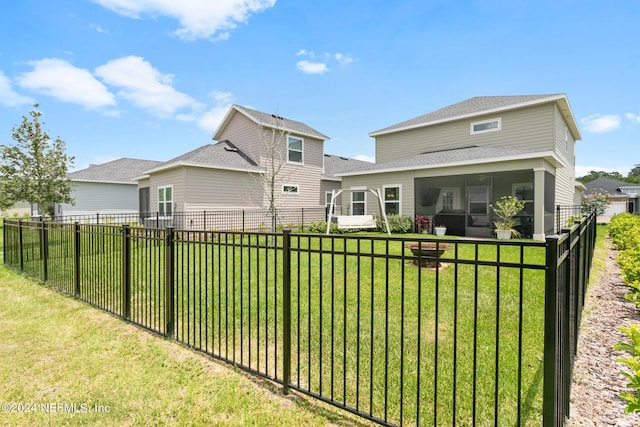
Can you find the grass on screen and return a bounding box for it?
[1,222,567,426]
[0,259,374,426]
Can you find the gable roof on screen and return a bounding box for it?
[69,158,163,184]
[583,177,640,196]
[337,146,562,177]
[369,94,581,141]
[213,104,330,141]
[322,154,374,181]
[140,141,263,177]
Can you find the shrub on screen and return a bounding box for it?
[610,213,640,413]
[307,220,343,234]
[377,214,413,233]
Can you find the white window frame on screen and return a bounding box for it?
[436,187,461,212]
[325,191,334,207]
[470,117,501,135]
[282,184,300,195]
[158,185,173,217]
[350,187,366,216]
[383,184,402,215]
[287,135,304,165]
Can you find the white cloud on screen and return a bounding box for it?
[93,0,276,41]
[197,91,234,132]
[580,113,621,133]
[335,53,353,65]
[296,60,329,74]
[295,49,353,74]
[95,55,203,117]
[354,154,375,163]
[16,58,116,109]
[0,70,35,107]
[626,112,640,123]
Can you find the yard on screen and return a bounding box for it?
[2,221,558,426]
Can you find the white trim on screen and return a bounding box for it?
[282,184,300,195]
[350,187,367,215]
[157,185,174,217]
[470,117,501,135]
[142,161,264,176]
[337,151,564,177]
[287,135,304,165]
[71,178,137,185]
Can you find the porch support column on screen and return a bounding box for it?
[533,167,546,240]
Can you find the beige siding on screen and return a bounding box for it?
[320,180,341,207]
[216,111,264,160]
[148,168,187,212]
[184,167,262,210]
[375,104,556,163]
[341,172,415,216]
[217,110,326,210]
[552,104,577,206]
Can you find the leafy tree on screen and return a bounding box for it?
[577,170,624,183]
[0,105,74,216]
[581,189,609,215]
[630,164,640,178]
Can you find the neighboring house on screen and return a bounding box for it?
[58,158,162,219]
[136,105,332,228]
[337,94,582,240]
[583,177,640,222]
[321,154,374,213]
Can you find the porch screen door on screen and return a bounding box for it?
[466,186,491,237]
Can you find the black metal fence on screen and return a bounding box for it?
[30,207,331,231]
[556,205,585,234]
[2,209,597,426]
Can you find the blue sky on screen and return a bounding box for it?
[0,1,638,177]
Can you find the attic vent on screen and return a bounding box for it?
[224,146,238,152]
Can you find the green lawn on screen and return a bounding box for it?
[2,222,588,426]
[0,255,373,426]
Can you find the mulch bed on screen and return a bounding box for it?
[567,240,640,426]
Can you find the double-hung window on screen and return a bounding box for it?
[158,185,173,217]
[287,136,303,164]
[383,185,401,215]
[351,191,366,215]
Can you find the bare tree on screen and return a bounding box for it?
[254,113,292,232]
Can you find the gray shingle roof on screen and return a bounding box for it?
[69,158,163,183]
[147,141,263,174]
[583,177,640,196]
[322,154,373,179]
[370,94,563,136]
[337,146,549,176]
[229,105,330,140]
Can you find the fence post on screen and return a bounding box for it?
[41,220,48,282]
[122,224,131,319]
[18,219,24,272]
[74,222,81,297]
[543,235,560,427]
[165,227,175,338]
[282,229,291,394]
